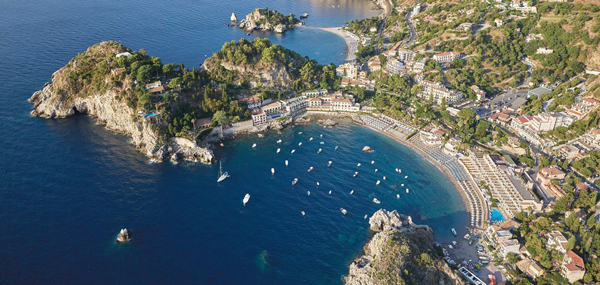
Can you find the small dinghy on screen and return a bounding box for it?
[383,176,386,180]
[298,142,302,146]
[277,139,282,144]
[243,194,250,206]
[298,132,302,135]
[292,178,298,187]
[375,169,378,173]
[373,198,381,204]
[401,184,404,186]
[301,211,305,216]
[335,146,339,150]
[317,148,322,154]
[277,148,280,153]
[309,137,313,141]
[357,163,361,167]
[116,228,131,243]
[340,208,347,215]
[320,141,324,145]
[406,188,409,194]
[397,194,400,199]
[285,160,288,166]
[350,190,354,195]
[252,143,257,148]
[271,168,275,175]
[327,161,332,167]
[353,172,358,178]
[404,176,408,179]
[308,166,314,172]
[291,149,296,154]
[376,180,381,186]
[371,161,375,165]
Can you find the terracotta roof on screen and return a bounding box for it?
[583,97,599,104]
[576,183,588,191]
[566,251,584,268]
[150,86,165,93]
[541,167,565,176]
[263,102,281,109]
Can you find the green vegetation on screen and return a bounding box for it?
[254,7,299,27]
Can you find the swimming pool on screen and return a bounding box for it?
[490,208,505,222]
[144,112,158,118]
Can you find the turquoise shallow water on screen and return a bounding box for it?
[0,0,468,283]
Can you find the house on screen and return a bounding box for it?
[251,109,267,126]
[582,97,600,108]
[536,47,554,55]
[546,231,568,253]
[516,259,545,279]
[433,52,462,64]
[386,58,405,75]
[111,68,126,75]
[149,85,166,94]
[262,102,282,117]
[369,26,378,33]
[537,167,566,185]
[499,239,521,257]
[241,95,263,110]
[561,251,585,283]
[495,18,504,26]
[145,81,162,90]
[195,118,213,129]
[471,85,486,101]
[336,63,358,79]
[367,56,382,72]
[458,22,475,32]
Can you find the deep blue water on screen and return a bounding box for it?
[0,0,468,284]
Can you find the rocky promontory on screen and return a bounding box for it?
[29,42,213,163]
[346,210,464,285]
[239,8,302,34]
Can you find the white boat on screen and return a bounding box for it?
[298,132,302,135]
[383,176,386,180]
[401,184,404,187]
[116,228,131,243]
[396,194,400,199]
[357,163,361,167]
[285,160,289,166]
[307,191,311,196]
[353,172,358,178]
[404,176,408,178]
[277,139,282,143]
[340,208,347,215]
[399,169,402,173]
[371,161,375,164]
[452,241,457,246]
[464,234,470,240]
[335,146,338,150]
[243,194,250,206]
[317,148,322,154]
[375,169,378,173]
[292,178,298,187]
[329,190,332,194]
[316,182,320,186]
[291,149,296,154]
[373,198,381,204]
[252,143,257,148]
[406,188,409,194]
[327,161,332,167]
[395,168,398,172]
[320,134,323,138]
[277,148,280,153]
[217,161,230,183]
[271,168,275,175]
[448,245,453,249]
[298,142,302,146]
[301,211,305,216]
[308,166,314,172]
[309,137,313,141]
[350,190,354,195]
[320,141,324,145]
[451,228,457,236]
[364,214,368,219]
[376,180,381,186]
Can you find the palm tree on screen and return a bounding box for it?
[212,110,229,137]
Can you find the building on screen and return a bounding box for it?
[516,259,545,279]
[561,251,585,283]
[418,80,463,105]
[195,118,213,129]
[458,22,475,32]
[433,52,462,64]
[546,231,568,253]
[251,109,266,126]
[145,81,162,90]
[301,89,328,97]
[472,85,486,101]
[536,47,554,55]
[111,68,126,75]
[499,239,521,257]
[241,95,263,110]
[283,96,308,116]
[386,58,405,75]
[529,113,572,132]
[262,102,282,117]
[537,167,566,186]
[336,63,358,79]
[367,56,382,72]
[116,52,132,58]
[495,18,504,26]
[528,87,552,98]
[149,85,166,94]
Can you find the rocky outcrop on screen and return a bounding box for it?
[317,119,337,127]
[218,61,293,89]
[371,0,394,19]
[238,8,301,34]
[346,210,464,285]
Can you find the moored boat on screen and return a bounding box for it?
[376,180,381,186]
[340,208,347,215]
[285,160,288,166]
[350,190,354,195]
[317,148,322,154]
[406,188,409,193]
[277,148,280,153]
[291,149,296,154]
[371,160,374,164]
[396,194,400,199]
[327,161,332,167]
[271,168,275,175]
[298,142,302,146]
[335,146,339,150]
[217,161,230,183]
[309,137,313,141]
[277,139,282,144]
[307,191,310,195]
[383,176,386,180]
[357,163,361,167]
[308,166,314,172]
[292,178,298,187]
[353,171,358,177]
[243,194,250,206]
[373,198,381,204]
[252,143,256,148]
[451,228,457,236]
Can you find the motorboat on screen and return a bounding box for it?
[116,228,131,243]
[316,182,320,186]
[292,178,298,187]
[451,228,457,236]
[320,141,324,145]
[252,143,257,148]
[371,161,374,165]
[298,132,302,135]
[396,194,400,199]
[320,134,323,138]
[277,139,282,144]
[364,214,368,219]
[404,176,408,178]
[317,148,322,154]
[464,234,470,240]
[271,168,275,175]
[406,188,409,193]
[335,146,338,150]
[285,160,289,166]
[383,176,386,180]
[327,161,332,167]
[399,169,402,173]
[340,208,347,215]
[307,191,311,196]
[298,142,302,146]
[395,168,398,172]
[448,245,453,249]
[375,169,378,173]
[376,180,381,186]
[277,148,280,153]
[401,184,404,187]
[309,137,313,141]
[373,198,381,204]
[301,211,305,216]
[291,149,296,154]
[329,190,332,194]
[350,190,354,195]
[308,166,314,172]
[243,194,250,206]
[452,241,458,247]
[353,172,358,178]
[217,161,230,183]
[357,163,361,167]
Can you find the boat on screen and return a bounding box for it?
[353,172,358,178]
[116,228,131,243]
[309,137,313,141]
[217,161,230,183]
[298,132,302,135]
[350,190,354,195]
[277,139,282,144]
[364,214,368,219]
[316,182,320,186]
[220,143,224,147]
[464,234,470,240]
[277,148,280,153]
[399,169,402,173]
[340,208,347,215]
[285,160,289,166]
[329,190,332,194]
[308,166,314,172]
[404,176,408,178]
[376,180,381,186]
[307,191,311,196]
[335,146,338,150]
[451,228,457,236]
[371,160,375,165]
[357,163,361,167]
[375,169,378,173]
[373,198,381,204]
[452,241,458,248]
[401,184,404,186]
[320,141,324,145]
[271,168,275,175]
[327,161,332,167]
[383,176,386,180]
[252,143,256,148]
[243,194,250,206]
[320,134,323,138]
[395,168,398,172]
[291,149,296,154]
[448,245,453,249]
[396,194,400,199]
[406,188,409,193]
[292,178,298,187]
[298,142,302,146]
[317,148,322,154]
[301,211,305,216]
[300,13,309,19]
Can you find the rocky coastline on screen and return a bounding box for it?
[238,8,303,34]
[346,209,464,285]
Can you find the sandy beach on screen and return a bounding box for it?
[318,27,359,62]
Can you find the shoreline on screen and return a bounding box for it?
[318,27,358,62]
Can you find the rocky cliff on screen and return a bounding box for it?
[29,42,213,163]
[239,8,301,34]
[346,210,464,285]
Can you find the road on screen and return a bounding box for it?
[519,58,535,88]
[404,5,418,47]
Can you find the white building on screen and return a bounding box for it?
[336,63,358,79]
[536,47,554,55]
[433,52,462,64]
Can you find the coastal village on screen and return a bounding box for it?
[26,0,600,283]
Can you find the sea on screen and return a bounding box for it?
[0,0,468,284]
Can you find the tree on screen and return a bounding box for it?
[506,252,519,265]
[212,110,229,136]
